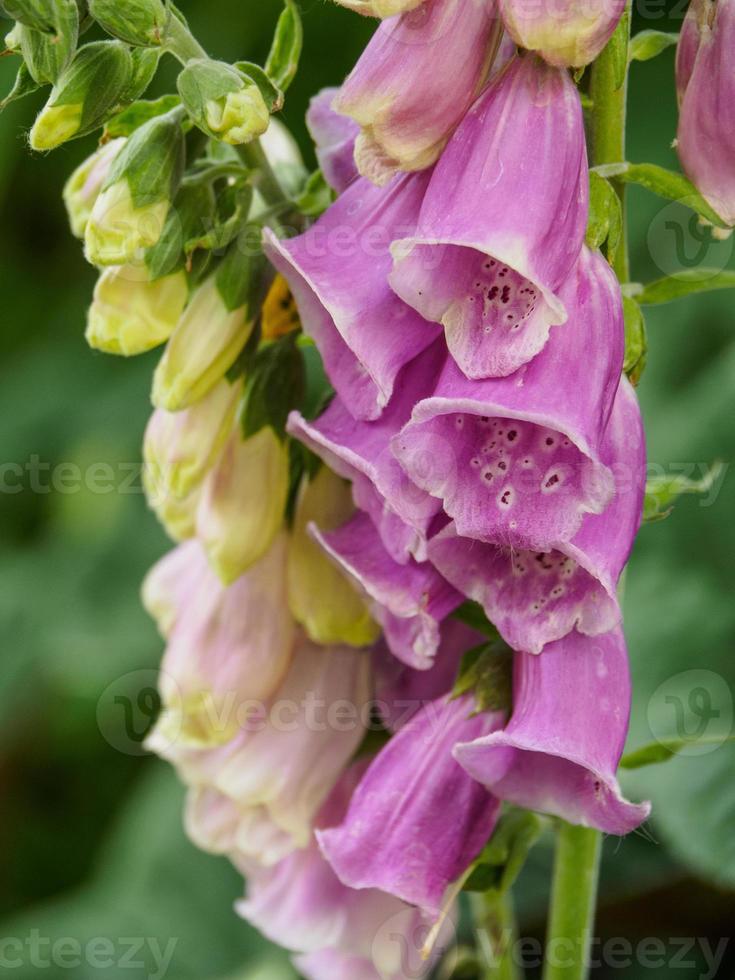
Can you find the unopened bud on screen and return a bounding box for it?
[177,59,270,145]
[88,0,168,46]
[499,0,626,68]
[332,0,427,14]
[143,469,202,543]
[63,138,126,238]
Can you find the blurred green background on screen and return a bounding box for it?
[0,1,733,977]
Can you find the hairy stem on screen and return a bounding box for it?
[163,11,208,64]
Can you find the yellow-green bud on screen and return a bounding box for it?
[86,264,188,356]
[177,59,270,146]
[197,427,290,584]
[63,137,126,238]
[30,103,83,151]
[88,0,169,47]
[152,276,254,412]
[85,181,170,265]
[288,468,380,647]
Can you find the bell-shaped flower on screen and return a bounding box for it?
[196,426,289,585]
[86,264,188,356]
[393,248,623,554]
[141,539,210,638]
[427,376,645,654]
[264,170,441,422]
[676,0,735,226]
[306,88,360,194]
[63,137,126,239]
[333,0,503,185]
[455,628,652,836]
[318,694,502,916]
[390,53,588,379]
[288,340,446,564]
[288,467,380,648]
[499,0,626,68]
[312,511,461,669]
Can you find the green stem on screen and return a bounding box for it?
[589,4,632,281]
[238,139,290,210]
[474,891,520,980]
[543,823,602,980]
[163,11,208,64]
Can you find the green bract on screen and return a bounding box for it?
[177,59,270,145]
[88,0,169,46]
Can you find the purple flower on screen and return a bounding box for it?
[390,53,589,379]
[333,0,505,185]
[318,694,502,916]
[427,376,645,653]
[676,0,735,225]
[306,88,359,194]
[311,510,461,669]
[392,248,623,553]
[454,628,651,836]
[264,172,441,421]
[499,0,626,68]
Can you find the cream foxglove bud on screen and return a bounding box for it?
[85,107,185,266]
[287,467,379,648]
[86,264,188,356]
[143,471,202,542]
[29,41,133,150]
[331,0,428,17]
[88,0,168,46]
[499,0,626,68]
[63,138,126,239]
[152,275,254,412]
[197,427,290,584]
[177,59,271,146]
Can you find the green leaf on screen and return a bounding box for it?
[593,161,729,229]
[622,295,647,385]
[586,171,622,261]
[452,639,513,714]
[145,180,216,280]
[235,60,283,113]
[609,7,630,90]
[103,93,180,138]
[240,335,306,440]
[635,268,735,305]
[629,30,679,63]
[452,600,499,639]
[264,0,302,94]
[643,460,726,524]
[464,808,544,895]
[0,60,41,111]
[294,168,334,218]
[621,734,735,769]
[215,223,268,313]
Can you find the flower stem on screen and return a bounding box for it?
[163,11,208,64]
[543,823,602,980]
[474,890,520,980]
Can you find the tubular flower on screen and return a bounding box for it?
[499,0,626,68]
[333,0,503,185]
[390,53,589,379]
[427,376,645,654]
[392,248,623,554]
[676,0,735,226]
[454,628,652,836]
[264,170,441,422]
[306,88,360,194]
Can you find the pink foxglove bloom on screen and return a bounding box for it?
[676,0,735,226]
[390,53,589,379]
[265,173,441,421]
[311,511,461,669]
[319,694,501,915]
[499,0,626,68]
[333,0,503,185]
[392,248,623,553]
[455,628,652,836]
[288,340,446,563]
[427,376,645,653]
[307,88,359,193]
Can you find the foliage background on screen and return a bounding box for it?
[0,1,733,977]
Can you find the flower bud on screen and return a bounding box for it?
[86,263,188,356]
[499,0,626,68]
[332,0,428,15]
[29,40,133,151]
[144,378,242,501]
[85,107,185,266]
[177,59,270,146]
[152,275,254,412]
[88,0,169,46]
[197,427,289,584]
[63,138,126,239]
[16,0,78,85]
[288,467,379,647]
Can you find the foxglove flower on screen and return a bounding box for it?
[499,0,626,68]
[455,628,652,836]
[319,694,501,915]
[264,171,441,422]
[333,0,503,185]
[288,340,446,563]
[288,467,380,648]
[393,248,623,554]
[390,53,589,379]
[63,137,126,239]
[676,0,735,226]
[306,88,359,193]
[427,376,645,653]
[312,511,460,669]
[142,538,209,638]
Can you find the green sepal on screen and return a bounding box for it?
[0,60,40,111]
[586,171,622,262]
[88,0,168,46]
[452,600,499,640]
[593,162,730,230]
[264,0,302,94]
[103,94,180,139]
[0,0,60,32]
[145,180,216,281]
[633,269,735,306]
[18,0,79,84]
[620,734,735,770]
[643,461,725,524]
[104,104,186,209]
[622,295,647,386]
[452,639,513,715]
[185,183,253,258]
[629,30,678,63]
[234,61,283,113]
[240,334,306,442]
[121,46,161,102]
[463,808,544,895]
[215,223,268,313]
[294,168,334,218]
